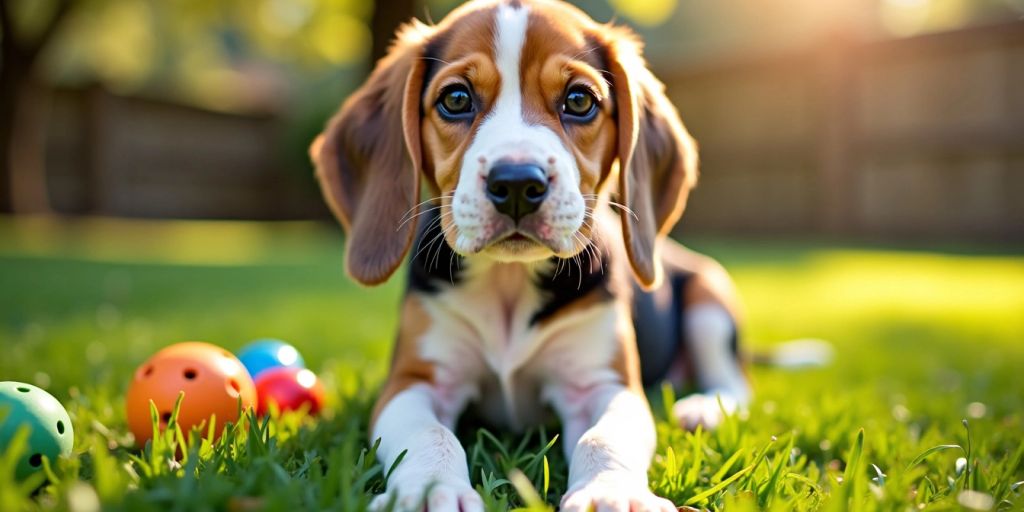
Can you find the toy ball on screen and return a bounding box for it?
[126,341,256,446]
[0,382,74,479]
[236,338,305,379]
[254,367,325,416]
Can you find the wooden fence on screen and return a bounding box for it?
[40,21,1024,240]
[45,87,325,219]
[661,21,1024,241]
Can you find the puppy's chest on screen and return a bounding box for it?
[416,260,620,429]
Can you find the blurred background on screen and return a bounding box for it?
[0,0,1021,240]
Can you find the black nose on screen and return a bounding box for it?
[485,163,549,222]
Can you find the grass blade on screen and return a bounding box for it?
[710,448,746,485]
[685,460,757,506]
[905,444,964,472]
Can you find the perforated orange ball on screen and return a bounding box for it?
[125,341,256,447]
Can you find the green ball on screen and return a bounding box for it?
[0,382,74,479]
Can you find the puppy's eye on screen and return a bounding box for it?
[562,86,597,121]
[437,85,474,119]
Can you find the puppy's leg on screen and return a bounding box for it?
[556,384,676,512]
[546,320,675,512]
[371,383,481,512]
[673,300,751,430]
[369,297,481,512]
[661,242,752,431]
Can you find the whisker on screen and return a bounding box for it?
[399,195,454,224]
[586,226,602,253]
[413,232,444,265]
[413,216,444,254]
[563,234,583,290]
[574,250,583,290]
[396,205,451,231]
[428,226,456,273]
[577,231,591,256]
[572,233,587,263]
[574,218,605,276]
[448,246,459,284]
[402,194,453,217]
[412,218,448,262]
[430,223,457,271]
[608,201,639,222]
[420,56,452,65]
[568,46,601,62]
[586,238,604,275]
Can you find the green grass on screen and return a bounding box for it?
[1,216,1022,511]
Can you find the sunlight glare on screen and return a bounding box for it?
[277,346,300,366]
[296,370,317,389]
[609,0,677,27]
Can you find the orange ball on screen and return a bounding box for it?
[126,341,256,447]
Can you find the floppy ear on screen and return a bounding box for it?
[310,22,431,286]
[604,28,698,290]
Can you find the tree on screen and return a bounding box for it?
[371,0,416,62]
[0,0,73,213]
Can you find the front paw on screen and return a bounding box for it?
[561,478,675,512]
[672,392,739,431]
[370,477,483,512]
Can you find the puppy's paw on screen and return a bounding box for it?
[561,478,675,512]
[370,478,483,512]
[672,392,739,431]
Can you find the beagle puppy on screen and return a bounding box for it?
[309,0,750,510]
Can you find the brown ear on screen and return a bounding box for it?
[310,22,431,286]
[604,28,698,289]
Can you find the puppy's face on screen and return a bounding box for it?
[311,0,696,287]
[421,2,617,262]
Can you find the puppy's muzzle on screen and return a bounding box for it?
[485,162,549,223]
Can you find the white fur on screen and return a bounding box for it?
[557,385,676,512]
[673,302,750,430]
[371,384,483,512]
[451,2,585,259]
[419,256,620,430]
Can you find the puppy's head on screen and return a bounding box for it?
[310,0,697,288]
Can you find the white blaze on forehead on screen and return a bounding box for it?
[492,3,529,125]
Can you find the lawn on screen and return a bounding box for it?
[1,216,1022,511]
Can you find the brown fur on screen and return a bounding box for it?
[611,305,648,397]
[599,27,699,290]
[370,295,437,427]
[310,22,434,285]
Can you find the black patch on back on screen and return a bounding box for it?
[633,270,742,389]
[633,272,688,387]
[530,243,613,326]
[407,206,463,293]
